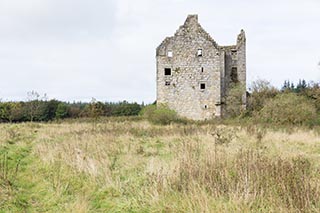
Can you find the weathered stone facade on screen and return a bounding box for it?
[156,14,246,120]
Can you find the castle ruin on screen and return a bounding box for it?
[156,15,246,120]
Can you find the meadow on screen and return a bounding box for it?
[1,117,320,212]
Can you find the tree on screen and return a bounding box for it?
[55,103,69,119]
[0,102,24,122]
[247,79,279,113]
[290,82,295,90]
[112,101,142,116]
[251,79,275,93]
[40,100,60,121]
[282,80,290,91]
[294,79,307,93]
[7,102,24,122]
[0,102,10,122]
[68,104,82,118]
[84,98,105,128]
[26,91,41,122]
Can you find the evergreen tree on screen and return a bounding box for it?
[55,103,69,119]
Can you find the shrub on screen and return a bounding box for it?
[301,83,320,112]
[256,93,318,125]
[247,79,279,113]
[139,104,157,118]
[225,84,246,118]
[141,104,179,125]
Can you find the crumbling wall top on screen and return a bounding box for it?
[237,29,246,45]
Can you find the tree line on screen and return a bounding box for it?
[0,92,142,123]
[1,79,320,124]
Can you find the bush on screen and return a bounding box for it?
[140,104,157,118]
[247,79,279,113]
[141,104,179,125]
[301,83,320,112]
[225,84,246,118]
[256,93,318,125]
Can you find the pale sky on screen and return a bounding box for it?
[0,0,319,103]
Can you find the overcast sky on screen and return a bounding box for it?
[0,0,319,103]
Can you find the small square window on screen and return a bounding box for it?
[200,83,206,90]
[167,51,173,57]
[165,81,170,86]
[197,49,203,57]
[164,68,171,75]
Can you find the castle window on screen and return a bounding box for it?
[231,50,237,55]
[167,51,173,57]
[200,83,206,90]
[197,49,203,57]
[231,67,239,83]
[165,81,171,86]
[201,67,204,73]
[204,105,208,109]
[164,68,171,75]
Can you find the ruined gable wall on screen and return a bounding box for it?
[156,15,222,120]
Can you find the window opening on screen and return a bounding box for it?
[164,68,171,75]
[197,49,203,57]
[200,83,206,90]
[167,51,173,57]
[231,67,239,83]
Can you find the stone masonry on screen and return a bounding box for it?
[156,14,246,120]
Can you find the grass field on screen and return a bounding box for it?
[1,118,320,212]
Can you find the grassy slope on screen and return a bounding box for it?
[0,118,320,212]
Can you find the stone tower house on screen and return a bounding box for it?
[156,14,246,120]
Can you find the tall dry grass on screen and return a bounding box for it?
[1,119,320,212]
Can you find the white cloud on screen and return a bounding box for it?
[0,0,319,102]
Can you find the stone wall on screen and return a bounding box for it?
[236,30,247,108]
[156,15,246,120]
